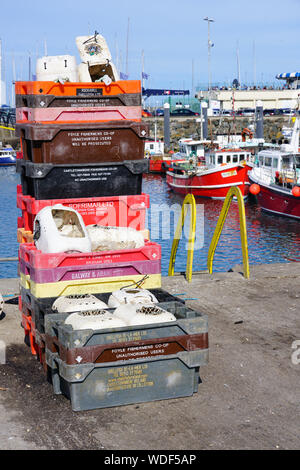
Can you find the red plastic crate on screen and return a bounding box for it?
[21,310,38,356]
[19,258,161,284]
[18,241,161,270]
[16,185,149,233]
[16,106,142,123]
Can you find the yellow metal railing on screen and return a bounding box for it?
[207,186,250,278]
[168,193,196,282]
[0,125,15,131]
[168,186,250,281]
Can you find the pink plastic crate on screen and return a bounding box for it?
[18,241,161,270]
[16,106,142,123]
[17,185,149,232]
[19,258,161,283]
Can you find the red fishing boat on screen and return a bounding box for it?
[166,147,254,199]
[144,139,172,173]
[248,117,300,219]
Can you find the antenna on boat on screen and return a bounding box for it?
[236,40,241,88]
[252,40,256,87]
[141,49,144,90]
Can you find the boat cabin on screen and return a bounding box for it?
[206,148,252,167]
[256,149,300,186]
[178,138,211,160]
[145,140,164,157]
[258,150,300,171]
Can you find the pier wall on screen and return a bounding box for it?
[144,116,290,151]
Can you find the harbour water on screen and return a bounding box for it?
[0,168,299,279]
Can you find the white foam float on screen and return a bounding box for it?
[108,287,158,308]
[129,305,177,326]
[86,225,144,252]
[65,309,127,330]
[52,294,108,313]
[33,204,92,254]
[36,55,78,82]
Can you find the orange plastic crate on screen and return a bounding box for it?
[15,80,141,96]
[17,227,34,244]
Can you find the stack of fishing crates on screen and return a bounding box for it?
[15,79,209,411]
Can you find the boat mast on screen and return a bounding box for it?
[0,38,2,106]
[204,17,214,95]
[125,17,130,77]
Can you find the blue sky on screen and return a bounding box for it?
[1,0,300,104]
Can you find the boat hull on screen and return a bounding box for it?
[0,158,16,166]
[149,158,171,173]
[249,175,300,219]
[166,164,251,199]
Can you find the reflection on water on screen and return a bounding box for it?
[0,169,21,278]
[0,171,299,278]
[142,174,300,275]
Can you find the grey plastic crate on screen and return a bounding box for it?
[47,349,206,411]
[45,301,207,346]
[44,301,208,360]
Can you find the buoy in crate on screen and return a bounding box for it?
[76,32,120,82]
[64,309,127,330]
[130,305,177,326]
[86,225,145,252]
[52,294,108,313]
[33,204,92,254]
[108,287,158,308]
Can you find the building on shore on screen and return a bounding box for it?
[196,73,300,112]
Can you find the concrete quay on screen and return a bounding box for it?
[0,262,299,450]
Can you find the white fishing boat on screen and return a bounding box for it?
[0,144,16,166]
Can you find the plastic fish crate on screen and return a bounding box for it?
[19,258,161,284]
[16,186,149,233]
[16,106,142,123]
[35,329,47,373]
[16,121,148,165]
[46,349,205,411]
[19,271,162,299]
[44,301,208,365]
[20,286,185,335]
[16,93,141,109]
[17,227,34,244]
[20,310,38,356]
[16,159,148,200]
[15,80,141,102]
[19,241,160,269]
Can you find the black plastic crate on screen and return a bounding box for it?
[20,286,185,335]
[16,159,149,199]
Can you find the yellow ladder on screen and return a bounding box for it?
[168,193,196,282]
[168,186,250,281]
[207,186,249,279]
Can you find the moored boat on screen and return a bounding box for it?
[166,147,254,199]
[0,145,16,166]
[248,116,300,219]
